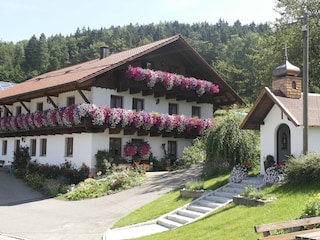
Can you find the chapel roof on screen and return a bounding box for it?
[240,87,320,130]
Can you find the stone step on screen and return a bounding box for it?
[157,218,183,229]
[220,186,244,194]
[194,199,222,209]
[187,204,214,213]
[167,214,193,224]
[212,190,238,198]
[177,209,202,219]
[202,195,230,204]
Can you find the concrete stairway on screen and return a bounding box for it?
[156,176,265,229]
[104,176,265,240]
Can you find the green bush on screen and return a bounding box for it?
[185,179,204,190]
[13,146,31,178]
[64,178,109,200]
[25,173,43,190]
[173,137,206,169]
[285,152,320,185]
[205,113,259,176]
[95,150,112,175]
[241,186,264,200]
[301,193,320,218]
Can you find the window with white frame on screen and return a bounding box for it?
[109,138,121,157]
[67,96,75,106]
[40,138,47,156]
[65,137,73,157]
[30,139,36,157]
[2,140,7,155]
[132,98,144,111]
[37,102,43,112]
[16,106,22,116]
[169,103,178,115]
[192,106,201,118]
[111,95,123,108]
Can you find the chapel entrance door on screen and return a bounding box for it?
[277,124,291,164]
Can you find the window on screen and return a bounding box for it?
[30,139,36,156]
[16,106,22,116]
[192,106,201,118]
[167,141,177,161]
[65,137,73,157]
[67,96,75,106]
[132,98,144,111]
[4,108,9,117]
[37,102,43,112]
[169,103,178,115]
[109,138,121,157]
[111,95,123,108]
[2,140,7,155]
[15,139,20,153]
[40,138,47,156]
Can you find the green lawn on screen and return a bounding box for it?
[113,174,320,240]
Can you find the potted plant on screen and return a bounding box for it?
[233,186,276,206]
[180,179,206,198]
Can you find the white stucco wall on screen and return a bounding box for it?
[0,86,210,172]
[259,104,320,174]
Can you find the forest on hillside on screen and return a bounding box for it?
[1,0,320,103]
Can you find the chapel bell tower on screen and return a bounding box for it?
[271,52,302,99]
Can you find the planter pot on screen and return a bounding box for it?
[233,196,275,207]
[180,189,206,198]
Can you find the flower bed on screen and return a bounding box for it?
[0,103,214,135]
[126,66,219,96]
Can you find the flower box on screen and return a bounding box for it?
[232,195,275,207]
[180,189,206,198]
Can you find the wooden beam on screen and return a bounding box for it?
[2,105,13,116]
[20,101,30,114]
[46,96,58,109]
[77,89,90,103]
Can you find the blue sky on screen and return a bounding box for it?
[0,0,279,43]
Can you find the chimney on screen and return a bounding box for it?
[100,47,109,59]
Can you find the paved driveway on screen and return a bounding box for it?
[0,165,202,240]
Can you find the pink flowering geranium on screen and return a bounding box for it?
[124,141,138,157]
[126,66,219,96]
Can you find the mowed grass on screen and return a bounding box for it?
[112,174,229,228]
[113,174,320,240]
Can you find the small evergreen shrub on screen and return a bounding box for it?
[285,152,320,184]
[13,146,31,178]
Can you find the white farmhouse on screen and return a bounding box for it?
[0,35,243,172]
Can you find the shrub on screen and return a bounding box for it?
[301,193,320,218]
[42,177,67,197]
[64,178,109,200]
[25,173,43,190]
[13,146,31,178]
[205,113,259,176]
[285,153,320,185]
[173,137,206,169]
[95,150,112,175]
[184,179,204,190]
[241,186,264,200]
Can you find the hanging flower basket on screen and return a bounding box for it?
[126,65,219,96]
